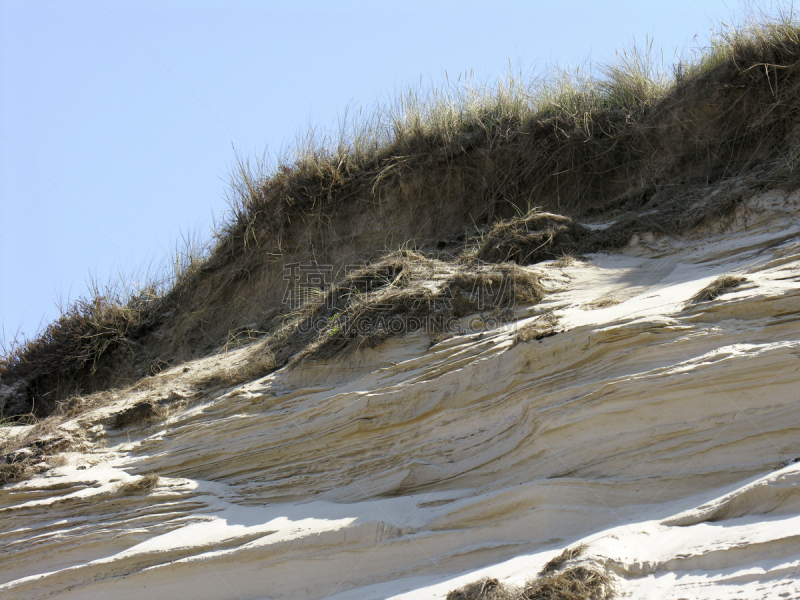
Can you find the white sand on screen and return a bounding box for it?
[2,190,800,599]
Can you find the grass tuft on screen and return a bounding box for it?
[0,288,159,417]
[116,473,159,495]
[261,250,543,369]
[0,424,74,487]
[539,544,587,575]
[513,313,560,345]
[475,210,592,265]
[446,578,514,600]
[447,545,612,600]
[520,566,614,600]
[689,275,747,303]
[4,7,800,419]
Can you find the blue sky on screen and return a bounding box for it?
[0,0,759,343]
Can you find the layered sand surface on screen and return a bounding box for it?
[2,191,800,599]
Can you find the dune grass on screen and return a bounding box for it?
[219,43,670,246]
[248,249,542,374]
[689,275,747,304]
[446,545,613,600]
[0,234,210,418]
[219,5,800,254]
[4,6,800,418]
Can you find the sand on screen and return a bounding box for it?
[2,190,799,599]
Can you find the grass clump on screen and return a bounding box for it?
[445,567,612,600]
[520,566,614,600]
[475,210,592,265]
[689,275,747,303]
[0,288,166,418]
[262,250,543,368]
[447,545,612,600]
[1,426,74,487]
[447,578,514,600]
[514,313,560,345]
[0,236,211,418]
[539,545,587,575]
[6,8,800,419]
[116,473,159,495]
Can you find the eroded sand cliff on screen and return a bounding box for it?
[2,190,800,599]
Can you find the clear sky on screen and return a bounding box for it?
[0,0,766,343]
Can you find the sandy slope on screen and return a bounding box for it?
[2,190,800,599]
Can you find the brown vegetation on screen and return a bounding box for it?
[446,545,613,600]
[116,473,159,496]
[513,313,560,345]
[689,275,747,303]
[520,566,614,600]
[236,250,543,381]
[539,545,587,575]
[475,212,592,265]
[447,578,513,600]
[4,9,800,418]
[1,426,75,486]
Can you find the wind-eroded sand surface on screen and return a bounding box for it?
[2,191,800,599]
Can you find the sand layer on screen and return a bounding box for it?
[2,191,800,599]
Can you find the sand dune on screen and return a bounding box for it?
[2,190,800,599]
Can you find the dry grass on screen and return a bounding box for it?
[474,210,592,265]
[447,545,612,600]
[539,545,587,575]
[196,349,277,389]
[219,39,673,249]
[446,578,515,600]
[112,401,160,429]
[184,250,543,388]
[689,275,747,303]
[192,249,544,384]
[4,8,800,419]
[521,566,614,600]
[514,313,560,345]
[222,7,800,253]
[116,473,159,495]
[582,296,623,311]
[261,250,543,368]
[0,235,215,418]
[0,286,167,418]
[0,423,75,487]
[446,568,613,600]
